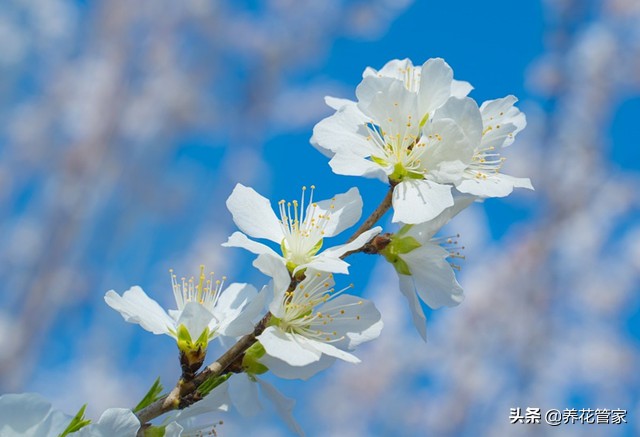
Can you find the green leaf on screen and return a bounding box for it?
[143,426,166,437]
[392,236,421,254]
[133,377,164,413]
[242,342,269,375]
[58,404,91,437]
[199,373,232,397]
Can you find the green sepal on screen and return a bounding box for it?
[397,224,413,237]
[242,342,269,375]
[143,426,166,437]
[177,324,208,368]
[380,235,421,276]
[199,373,232,397]
[58,404,91,437]
[133,377,164,413]
[391,236,421,254]
[268,315,281,327]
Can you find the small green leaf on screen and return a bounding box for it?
[133,377,164,413]
[199,373,232,397]
[143,425,166,437]
[242,342,269,375]
[58,404,91,437]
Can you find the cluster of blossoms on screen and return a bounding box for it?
[0,58,530,436]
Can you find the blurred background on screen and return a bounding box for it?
[0,0,639,435]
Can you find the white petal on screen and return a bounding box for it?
[229,373,262,417]
[323,227,382,259]
[324,96,354,111]
[404,194,476,241]
[313,187,363,237]
[398,274,428,341]
[421,118,476,182]
[0,393,68,437]
[328,151,389,182]
[418,58,454,114]
[256,378,306,437]
[169,382,230,423]
[392,180,453,224]
[366,58,415,81]
[480,95,526,148]
[303,338,361,363]
[451,79,473,98]
[177,302,215,340]
[457,173,533,198]
[433,97,483,146]
[213,283,260,338]
[226,184,283,243]
[315,294,383,349]
[294,256,351,275]
[253,253,290,296]
[75,408,140,437]
[260,353,336,380]
[104,286,174,336]
[222,231,279,257]
[402,244,464,309]
[311,103,376,157]
[163,423,184,437]
[356,76,419,135]
[258,327,322,366]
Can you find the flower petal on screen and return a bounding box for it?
[226,184,283,243]
[451,79,473,98]
[178,302,215,341]
[398,274,428,341]
[418,58,454,115]
[256,378,306,437]
[311,103,376,157]
[457,173,533,198]
[328,151,389,182]
[433,97,483,147]
[404,193,476,241]
[294,256,350,275]
[480,95,526,148]
[392,180,453,224]
[312,187,362,237]
[229,373,262,417]
[323,227,382,259]
[104,286,174,336]
[75,408,140,437]
[258,327,322,366]
[402,243,464,309]
[0,393,68,437]
[212,283,260,338]
[259,353,336,381]
[222,231,279,257]
[303,338,361,363]
[314,294,383,349]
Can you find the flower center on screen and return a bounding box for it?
[170,265,225,313]
[278,272,362,343]
[278,186,330,268]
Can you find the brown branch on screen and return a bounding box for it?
[344,185,394,244]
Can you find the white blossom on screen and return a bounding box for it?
[256,260,383,371]
[312,58,531,224]
[382,195,475,340]
[105,266,261,350]
[223,183,381,275]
